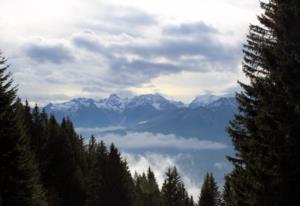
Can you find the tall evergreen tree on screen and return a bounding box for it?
[221,175,236,206]
[134,168,161,206]
[198,173,220,206]
[226,0,300,205]
[161,167,190,206]
[0,53,47,205]
[41,116,86,206]
[30,105,49,171]
[146,167,161,206]
[85,139,108,206]
[105,144,135,206]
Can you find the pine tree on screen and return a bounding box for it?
[221,175,237,206]
[85,139,108,206]
[226,0,300,205]
[161,167,189,206]
[198,173,220,206]
[60,118,86,206]
[134,168,161,206]
[105,144,135,206]
[134,172,148,206]
[146,167,161,206]
[30,105,49,170]
[0,53,47,205]
[41,116,86,206]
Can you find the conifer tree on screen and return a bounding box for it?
[161,167,190,206]
[134,168,161,206]
[221,175,236,206]
[0,53,47,205]
[41,116,86,206]
[85,139,108,206]
[105,144,135,206]
[226,0,300,205]
[198,173,220,206]
[30,105,49,170]
[146,167,161,206]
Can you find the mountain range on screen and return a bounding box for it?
[44,94,237,143]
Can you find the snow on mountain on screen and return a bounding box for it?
[44,94,238,140]
[46,98,95,113]
[45,94,236,115]
[127,94,176,110]
[94,94,129,112]
[189,94,220,108]
[171,100,186,108]
[45,93,185,114]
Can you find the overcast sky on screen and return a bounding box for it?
[0,0,261,105]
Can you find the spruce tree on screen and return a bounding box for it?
[105,144,135,206]
[146,167,161,206]
[85,139,108,206]
[134,168,161,206]
[0,53,47,205]
[41,116,86,206]
[226,0,300,205]
[161,167,189,206]
[221,175,237,206]
[30,105,49,171]
[198,173,220,206]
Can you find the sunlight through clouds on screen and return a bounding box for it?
[0,0,259,104]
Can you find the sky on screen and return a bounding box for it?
[0,0,262,105]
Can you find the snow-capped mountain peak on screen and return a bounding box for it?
[94,94,128,112]
[45,94,236,117]
[45,98,95,113]
[189,94,220,108]
[127,94,173,110]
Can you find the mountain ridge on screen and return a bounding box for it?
[45,93,235,111]
[44,94,237,142]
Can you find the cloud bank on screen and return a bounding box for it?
[76,130,228,150]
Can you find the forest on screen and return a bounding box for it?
[1,0,300,205]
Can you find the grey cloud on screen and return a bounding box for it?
[110,58,181,77]
[84,6,157,37]
[19,93,71,106]
[23,18,241,95]
[72,31,106,53]
[81,57,184,88]
[82,85,107,93]
[127,39,239,66]
[163,22,218,36]
[71,23,241,87]
[24,42,74,64]
[71,31,190,87]
[105,7,157,27]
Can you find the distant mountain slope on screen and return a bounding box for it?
[44,94,237,142]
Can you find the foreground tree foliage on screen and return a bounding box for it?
[0,54,47,206]
[226,0,300,205]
